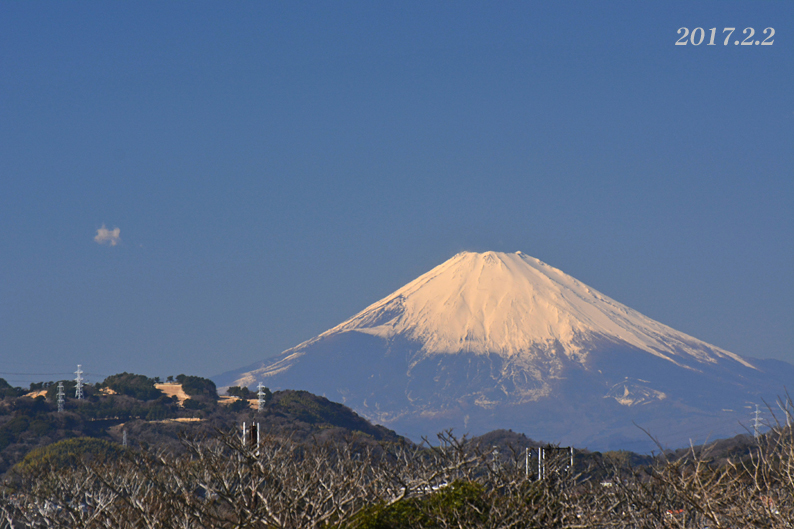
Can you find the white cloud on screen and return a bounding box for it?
[94,225,121,246]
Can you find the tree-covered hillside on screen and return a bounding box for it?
[0,375,404,476]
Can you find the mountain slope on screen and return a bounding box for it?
[322,252,752,369]
[217,252,792,451]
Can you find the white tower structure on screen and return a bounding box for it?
[57,382,65,412]
[258,382,266,411]
[752,404,763,439]
[75,364,84,400]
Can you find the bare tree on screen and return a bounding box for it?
[3,414,794,529]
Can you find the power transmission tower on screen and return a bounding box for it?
[74,364,84,400]
[752,404,762,439]
[56,382,65,413]
[258,382,266,411]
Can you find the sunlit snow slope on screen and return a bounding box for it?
[217,251,789,451]
[319,251,753,369]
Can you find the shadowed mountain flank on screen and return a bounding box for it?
[217,251,792,452]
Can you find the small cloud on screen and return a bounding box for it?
[94,225,121,246]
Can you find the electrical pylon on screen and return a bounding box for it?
[74,364,84,400]
[57,382,64,412]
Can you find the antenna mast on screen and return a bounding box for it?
[74,364,84,400]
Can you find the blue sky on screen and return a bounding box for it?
[1,1,792,387]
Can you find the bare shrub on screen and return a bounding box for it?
[2,414,793,529]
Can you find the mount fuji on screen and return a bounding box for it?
[216,251,793,451]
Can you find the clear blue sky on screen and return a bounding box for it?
[1,1,792,387]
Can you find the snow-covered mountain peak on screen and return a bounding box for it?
[319,251,754,369]
[216,250,781,451]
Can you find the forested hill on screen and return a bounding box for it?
[0,374,404,476]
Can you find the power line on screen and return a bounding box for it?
[0,371,109,385]
[0,372,78,376]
